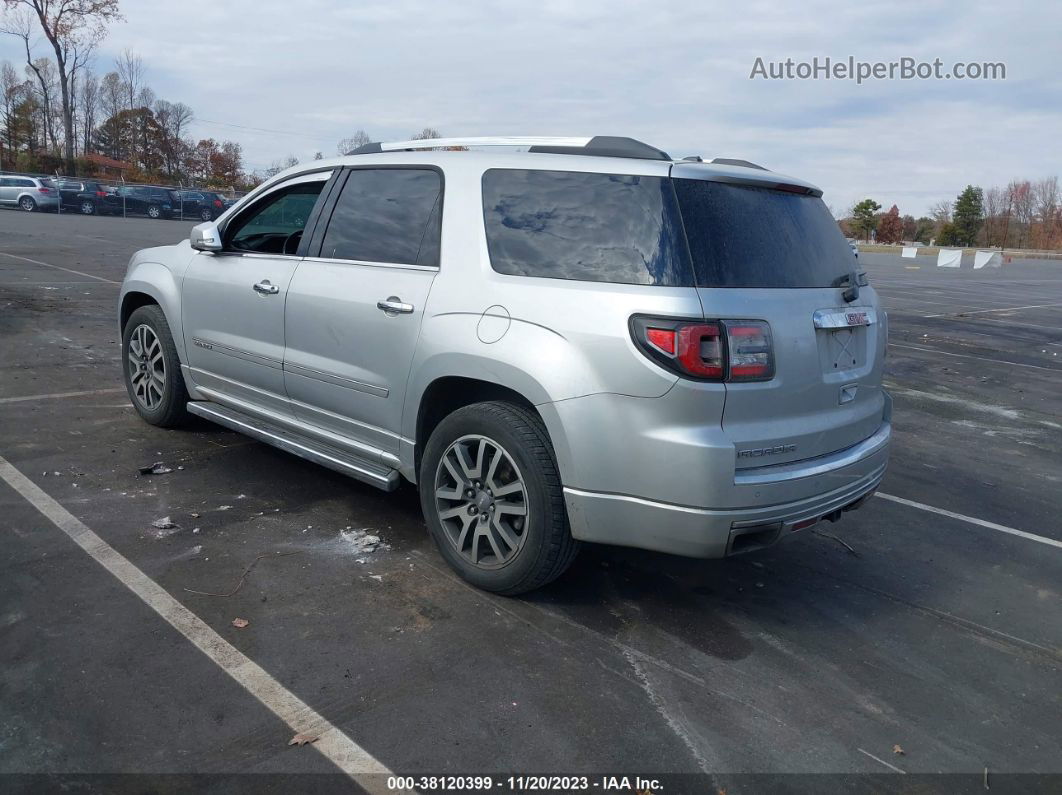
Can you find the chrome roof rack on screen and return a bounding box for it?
[348,135,672,161]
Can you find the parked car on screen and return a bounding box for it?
[119,135,890,595]
[56,179,118,215]
[176,190,228,221]
[113,185,181,219]
[850,241,860,258]
[0,175,59,212]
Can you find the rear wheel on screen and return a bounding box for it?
[80,200,95,215]
[146,204,161,219]
[122,305,189,427]
[19,196,36,212]
[419,401,578,595]
[200,208,212,221]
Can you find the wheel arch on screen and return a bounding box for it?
[119,263,186,361]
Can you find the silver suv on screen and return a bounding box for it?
[0,175,59,212]
[119,136,890,594]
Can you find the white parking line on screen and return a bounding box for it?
[0,387,126,405]
[0,453,399,792]
[924,302,1062,318]
[888,342,1062,372]
[0,251,120,285]
[876,492,1062,549]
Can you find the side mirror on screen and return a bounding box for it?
[191,222,222,252]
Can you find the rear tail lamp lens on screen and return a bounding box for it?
[724,321,774,381]
[631,316,774,383]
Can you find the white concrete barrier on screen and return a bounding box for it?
[973,250,1002,269]
[902,246,919,258]
[937,249,962,268]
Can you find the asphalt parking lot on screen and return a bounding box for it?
[1,210,1060,793]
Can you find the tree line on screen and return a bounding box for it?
[842,177,1062,251]
[1,2,253,188]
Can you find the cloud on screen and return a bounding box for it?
[2,0,1057,214]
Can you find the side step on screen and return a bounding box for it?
[187,401,400,491]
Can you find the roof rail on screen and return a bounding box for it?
[348,135,671,161]
[709,157,768,171]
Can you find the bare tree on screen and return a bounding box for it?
[336,128,371,155]
[1,0,123,170]
[411,127,442,140]
[1033,177,1059,249]
[1,58,25,159]
[77,66,96,153]
[115,48,141,112]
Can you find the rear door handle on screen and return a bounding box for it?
[377,297,414,315]
[253,280,280,295]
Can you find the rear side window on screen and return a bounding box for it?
[673,179,852,288]
[482,169,693,286]
[320,168,442,266]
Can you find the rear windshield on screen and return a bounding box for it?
[673,179,851,288]
[481,169,694,286]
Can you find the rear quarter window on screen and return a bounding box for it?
[673,179,853,288]
[481,169,693,286]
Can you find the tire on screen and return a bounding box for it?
[80,200,95,215]
[419,401,578,595]
[19,196,36,212]
[122,304,189,427]
[200,208,212,221]
[147,204,161,219]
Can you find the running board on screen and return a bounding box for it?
[187,401,400,491]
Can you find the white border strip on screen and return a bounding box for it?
[0,453,399,791]
[876,492,1062,549]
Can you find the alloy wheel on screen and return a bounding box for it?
[81,201,95,215]
[128,324,166,410]
[20,197,34,211]
[434,434,529,569]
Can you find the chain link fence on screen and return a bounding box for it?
[0,168,248,223]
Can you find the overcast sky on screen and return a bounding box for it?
[2,0,1059,216]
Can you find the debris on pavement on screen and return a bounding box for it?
[150,516,180,539]
[892,744,905,755]
[339,528,389,555]
[231,617,249,629]
[138,462,173,475]
[288,732,318,747]
[185,550,302,597]
[217,505,232,511]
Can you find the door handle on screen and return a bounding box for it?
[253,280,280,295]
[377,296,414,315]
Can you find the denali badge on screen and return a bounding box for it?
[737,444,797,459]
[193,338,213,350]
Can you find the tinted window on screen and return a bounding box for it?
[674,179,852,288]
[227,181,325,254]
[16,178,34,187]
[482,169,692,286]
[320,169,442,266]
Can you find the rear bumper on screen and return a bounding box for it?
[561,420,890,559]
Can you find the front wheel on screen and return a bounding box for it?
[19,196,36,212]
[122,305,189,427]
[419,401,578,595]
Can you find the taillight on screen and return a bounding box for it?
[214,198,223,208]
[631,316,774,382]
[96,191,107,197]
[38,187,51,194]
[725,321,774,381]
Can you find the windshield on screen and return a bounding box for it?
[673,179,853,288]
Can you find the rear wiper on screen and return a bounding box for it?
[834,271,868,303]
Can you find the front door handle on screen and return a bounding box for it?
[377,296,414,315]
[253,280,280,295]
